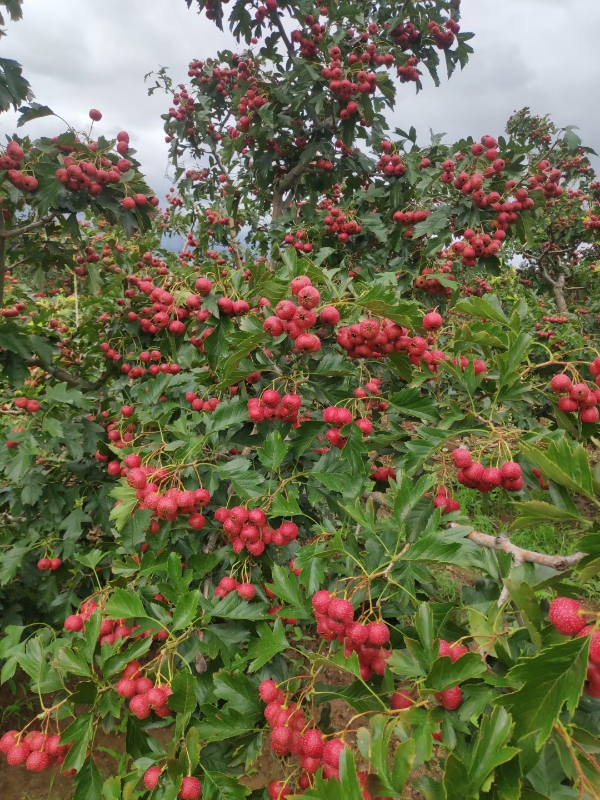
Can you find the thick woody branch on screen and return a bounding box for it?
[0,212,58,240]
[466,529,586,571]
[272,161,312,221]
[25,357,116,392]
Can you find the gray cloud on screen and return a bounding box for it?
[1,0,598,199]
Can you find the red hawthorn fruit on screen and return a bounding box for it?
[64,614,84,632]
[548,597,585,635]
[391,689,414,709]
[322,738,345,768]
[116,678,137,698]
[129,694,151,719]
[436,686,462,710]
[0,730,19,753]
[26,751,49,772]
[144,766,162,790]
[423,311,443,331]
[237,583,256,601]
[271,726,293,755]
[312,590,331,615]
[178,776,202,800]
[37,558,52,571]
[301,729,324,758]
[320,305,340,325]
[7,743,31,765]
[89,108,102,121]
[367,621,390,646]
[550,373,573,394]
[500,462,522,480]
[259,679,279,703]
[449,643,469,661]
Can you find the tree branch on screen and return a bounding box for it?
[0,211,58,240]
[272,160,312,221]
[466,529,586,571]
[273,13,294,58]
[25,358,116,392]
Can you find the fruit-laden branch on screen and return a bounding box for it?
[0,212,6,308]
[25,357,116,392]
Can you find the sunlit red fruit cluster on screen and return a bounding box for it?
[451,448,524,493]
[247,390,303,424]
[312,590,391,680]
[262,276,330,354]
[0,728,74,773]
[213,505,299,556]
[115,659,173,719]
[322,405,372,449]
[550,364,600,424]
[1,140,38,191]
[414,262,454,297]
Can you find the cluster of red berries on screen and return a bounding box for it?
[548,598,600,697]
[392,208,431,227]
[13,396,41,413]
[262,277,327,353]
[115,660,173,719]
[282,230,314,252]
[65,598,168,642]
[260,679,347,783]
[451,448,524,493]
[37,555,62,572]
[100,414,136,449]
[214,576,257,601]
[550,370,600,424]
[336,318,408,360]
[452,356,488,374]
[0,728,74,773]
[541,315,569,325]
[528,159,563,199]
[322,207,362,242]
[432,485,461,514]
[312,591,391,680]
[450,227,503,267]
[370,464,396,482]
[247,390,302,424]
[322,405,372,449]
[1,299,27,318]
[2,141,39,191]
[428,18,459,49]
[124,467,211,528]
[414,262,454,297]
[213,506,299,556]
[583,214,600,230]
[184,392,221,413]
[143,768,201,799]
[397,56,421,83]
[216,296,251,317]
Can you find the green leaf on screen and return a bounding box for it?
[425,652,487,691]
[205,399,248,433]
[120,508,153,553]
[213,670,262,716]
[454,294,509,326]
[61,713,93,773]
[59,507,92,542]
[53,647,92,678]
[168,670,197,715]
[504,580,542,648]
[210,592,268,620]
[103,588,145,620]
[338,746,364,800]
[495,636,589,748]
[269,491,303,517]
[510,500,588,531]
[416,602,434,650]
[201,769,251,800]
[171,590,200,631]
[247,619,289,673]
[101,635,153,678]
[519,440,597,501]
[17,102,54,127]
[73,754,102,799]
[389,388,439,421]
[258,430,288,471]
[108,483,138,531]
[466,707,520,794]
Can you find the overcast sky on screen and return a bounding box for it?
[1,0,599,200]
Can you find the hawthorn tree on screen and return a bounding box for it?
[1,1,600,800]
